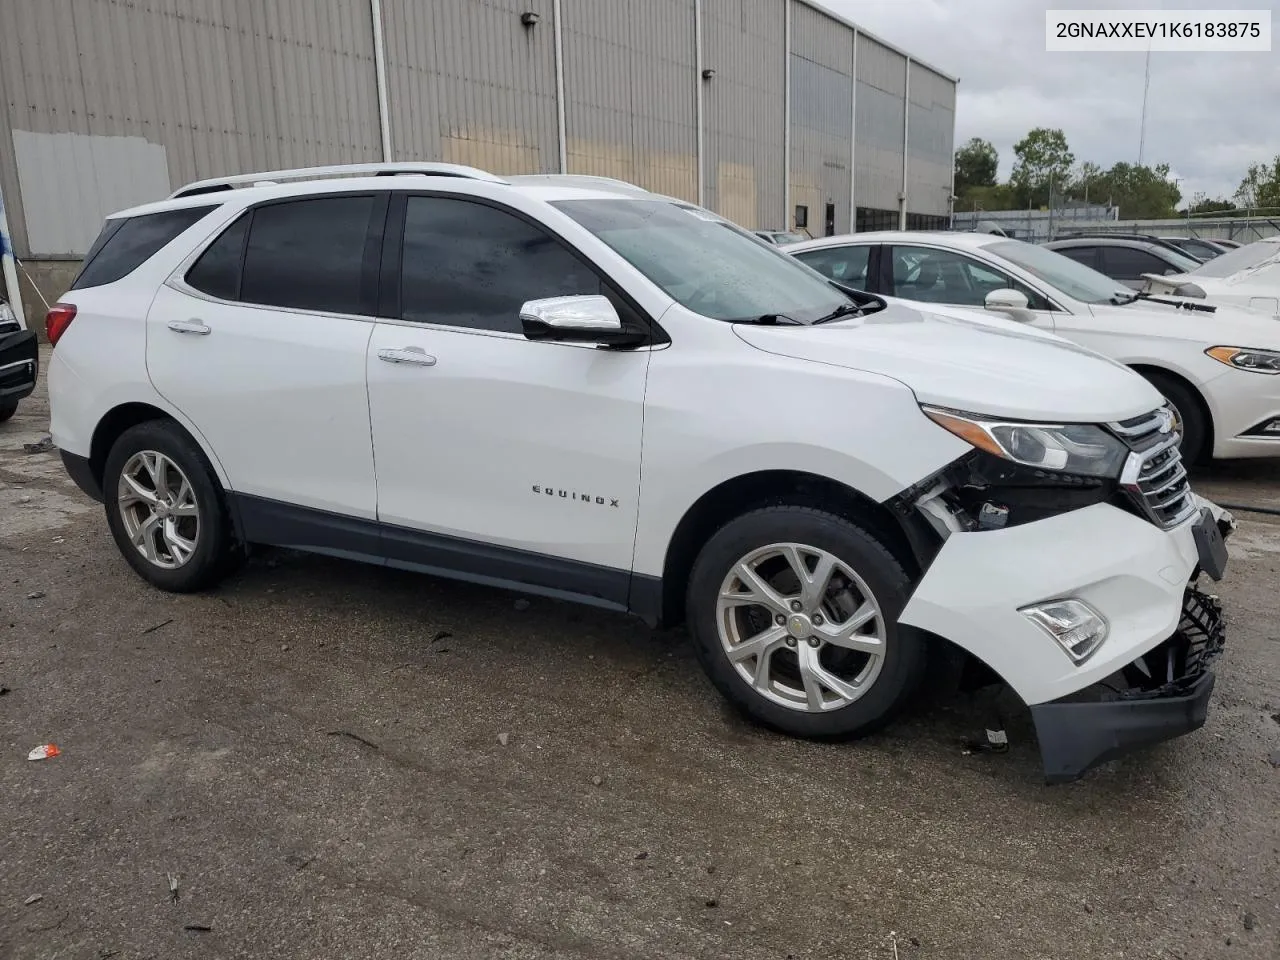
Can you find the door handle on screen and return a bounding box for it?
[377,346,437,366]
[168,319,211,335]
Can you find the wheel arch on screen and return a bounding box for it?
[1127,363,1215,456]
[89,402,231,495]
[638,469,931,630]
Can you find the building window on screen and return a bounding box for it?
[856,207,898,232]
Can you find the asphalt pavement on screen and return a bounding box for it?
[2,349,1277,959]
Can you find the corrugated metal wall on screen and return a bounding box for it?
[381,0,559,175]
[854,33,907,215]
[0,0,381,257]
[907,61,956,217]
[0,0,955,258]
[561,0,697,200]
[702,0,786,230]
[789,2,853,234]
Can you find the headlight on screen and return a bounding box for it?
[922,406,1128,478]
[1206,346,1280,374]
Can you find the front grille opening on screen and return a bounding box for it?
[1111,408,1197,529]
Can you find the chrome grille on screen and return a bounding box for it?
[1112,407,1198,529]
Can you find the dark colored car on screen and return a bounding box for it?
[1159,236,1230,260]
[0,298,38,423]
[1041,237,1202,291]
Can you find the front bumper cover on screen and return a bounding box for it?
[1030,587,1226,784]
[0,328,39,404]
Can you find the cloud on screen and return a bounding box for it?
[816,0,1280,203]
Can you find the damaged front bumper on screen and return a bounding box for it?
[1031,586,1226,784]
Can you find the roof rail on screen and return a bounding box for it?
[168,162,509,199]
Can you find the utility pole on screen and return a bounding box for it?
[1137,48,1151,166]
[1047,169,1055,241]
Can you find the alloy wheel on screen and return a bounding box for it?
[715,542,886,712]
[117,450,201,569]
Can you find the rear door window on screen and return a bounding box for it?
[793,245,872,288]
[185,214,250,301]
[1100,246,1174,280]
[238,196,379,315]
[71,206,217,290]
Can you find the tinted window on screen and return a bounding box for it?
[240,196,375,315]
[888,245,1051,309]
[400,197,601,333]
[794,245,871,288]
[1098,246,1176,280]
[71,205,216,289]
[185,214,249,300]
[1054,246,1100,270]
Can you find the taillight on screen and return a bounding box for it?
[45,303,77,346]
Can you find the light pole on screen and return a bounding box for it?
[1137,47,1152,166]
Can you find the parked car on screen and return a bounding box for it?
[0,295,38,424]
[1213,238,1244,249]
[753,230,807,246]
[47,163,1231,783]
[787,230,1280,463]
[1043,235,1204,289]
[1158,236,1230,260]
[1141,237,1280,319]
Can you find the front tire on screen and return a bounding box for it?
[686,506,927,739]
[1142,371,1207,464]
[103,420,239,592]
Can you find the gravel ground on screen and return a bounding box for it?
[2,349,1278,959]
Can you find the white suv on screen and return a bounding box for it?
[47,164,1232,783]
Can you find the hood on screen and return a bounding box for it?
[734,300,1163,422]
[1087,298,1280,345]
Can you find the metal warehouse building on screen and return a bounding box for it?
[0,0,956,320]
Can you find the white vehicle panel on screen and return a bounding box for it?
[146,285,378,518]
[901,502,1199,705]
[366,322,649,570]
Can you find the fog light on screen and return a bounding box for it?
[1020,599,1108,663]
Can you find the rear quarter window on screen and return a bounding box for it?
[71,205,218,290]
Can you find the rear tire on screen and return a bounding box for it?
[1141,371,1207,464]
[103,420,240,592]
[686,505,927,739]
[0,401,17,424]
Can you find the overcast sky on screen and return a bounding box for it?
[817,0,1280,203]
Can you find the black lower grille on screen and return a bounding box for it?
[1121,587,1225,699]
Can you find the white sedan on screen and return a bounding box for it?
[786,231,1280,462]
[1142,236,1280,319]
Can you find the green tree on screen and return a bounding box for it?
[1070,161,1103,204]
[954,138,999,193]
[1235,156,1280,210]
[1187,193,1235,215]
[1088,162,1181,219]
[1010,128,1074,208]
[958,183,1018,212]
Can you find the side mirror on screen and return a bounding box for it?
[984,288,1033,322]
[519,295,641,347]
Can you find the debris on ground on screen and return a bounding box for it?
[24,894,43,906]
[704,898,718,908]
[23,436,55,454]
[284,854,313,872]
[1271,712,1280,725]
[26,591,45,600]
[962,728,1010,755]
[27,744,61,761]
[168,873,179,902]
[497,732,510,747]
[1243,911,1256,931]
[183,923,212,933]
[0,686,10,696]
[591,775,603,786]
[634,851,648,860]
[513,599,530,611]
[1268,750,1280,768]
[142,618,174,635]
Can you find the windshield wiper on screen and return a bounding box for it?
[735,313,802,325]
[812,302,864,324]
[1135,292,1217,313]
[1110,291,1140,305]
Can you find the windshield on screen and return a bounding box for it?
[553,199,850,323]
[984,239,1127,304]
[1187,240,1280,278]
